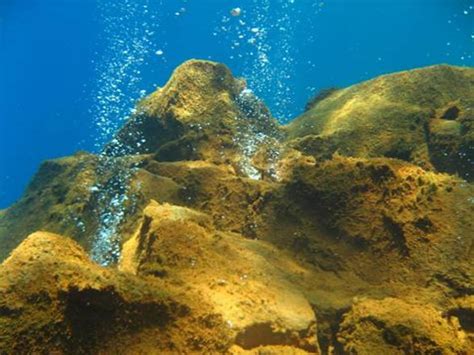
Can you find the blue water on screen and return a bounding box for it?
[0,0,473,208]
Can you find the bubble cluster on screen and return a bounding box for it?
[90,157,140,266]
[214,1,324,179]
[444,5,473,62]
[234,88,282,180]
[87,0,329,262]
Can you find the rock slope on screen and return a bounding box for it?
[0,60,472,354]
[287,65,474,180]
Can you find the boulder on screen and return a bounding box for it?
[283,154,474,298]
[121,200,321,353]
[0,232,198,353]
[0,153,100,261]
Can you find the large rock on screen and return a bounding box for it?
[105,60,282,177]
[121,200,321,353]
[0,153,100,261]
[337,297,469,354]
[287,154,474,261]
[0,152,158,263]
[0,232,202,353]
[287,65,474,180]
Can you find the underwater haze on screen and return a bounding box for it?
[1,0,473,208]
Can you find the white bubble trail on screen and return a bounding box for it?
[89,0,160,265]
[217,0,325,122]
[215,0,324,178]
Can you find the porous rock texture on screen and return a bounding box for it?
[0,60,472,354]
[0,232,233,353]
[337,298,468,354]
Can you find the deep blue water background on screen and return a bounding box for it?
[0,0,473,208]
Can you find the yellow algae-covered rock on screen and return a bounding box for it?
[139,159,275,238]
[0,152,157,262]
[285,155,474,286]
[228,344,316,354]
[121,200,321,353]
[0,153,101,261]
[0,231,251,354]
[446,296,474,345]
[0,232,188,353]
[337,297,469,354]
[105,59,282,170]
[287,65,474,180]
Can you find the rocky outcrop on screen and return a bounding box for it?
[0,153,100,261]
[286,65,474,180]
[0,152,149,263]
[287,155,473,263]
[105,60,282,173]
[121,200,320,353]
[0,60,473,353]
[0,232,194,353]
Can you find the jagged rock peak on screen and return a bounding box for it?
[105,59,281,170]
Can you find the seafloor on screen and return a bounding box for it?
[0,60,473,354]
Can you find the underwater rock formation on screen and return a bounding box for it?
[0,60,472,353]
[105,60,282,171]
[121,200,320,353]
[287,65,474,180]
